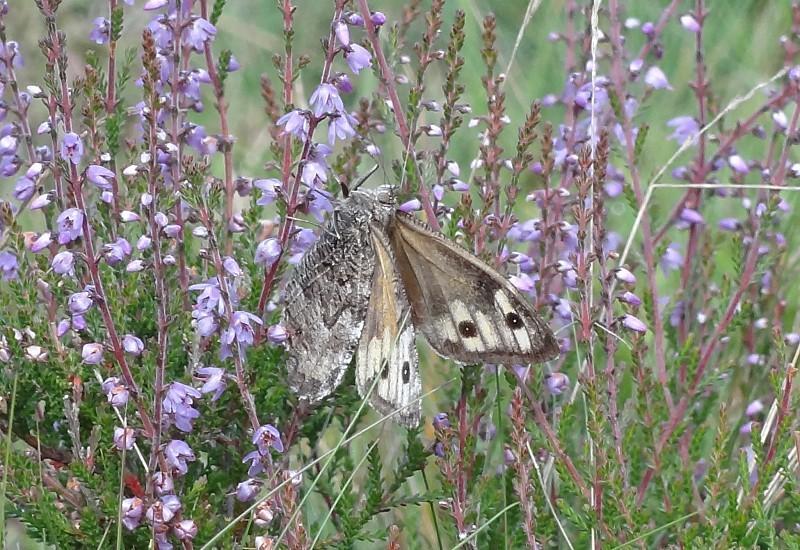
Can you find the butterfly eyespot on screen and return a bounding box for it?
[505,311,524,329]
[380,360,389,379]
[458,320,478,338]
[402,361,410,383]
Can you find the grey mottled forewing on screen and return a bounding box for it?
[389,212,560,365]
[355,224,421,427]
[282,203,377,403]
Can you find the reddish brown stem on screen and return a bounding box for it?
[355,0,440,231]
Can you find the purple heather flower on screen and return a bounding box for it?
[746,399,764,416]
[255,238,282,268]
[773,110,788,130]
[165,439,195,476]
[302,144,332,186]
[122,334,144,355]
[306,188,333,222]
[277,109,308,140]
[222,311,263,353]
[104,237,132,265]
[333,72,353,94]
[89,17,110,44]
[335,20,350,46]
[163,224,181,238]
[641,21,655,36]
[127,260,145,273]
[510,273,537,295]
[29,232,52,253]
[195,366,226,401]
[223,256,243,277]
[545,372,570,395]
[86,164,115,190]
[328,112,357,144]
[604,180,623,198]
[661,244,683,273]
[236,479,259,502]
[72,314,87,331]
[728,154,749,174]
[243,450,266,477]
[785,333,800,346]
[370,11,386,26]
[30,193,53,209]
[310,83,344,117]
[0,135,17,155]
[121,497,144,530]
[667,116,699,143]
[51,250,75,275]
[680,14,700,32]
[136,235,152,251]
[13,175,35,201]
[82,342,104,364]
[399,198,421,212]
[253,178,282,206]
[163,382,202,432]
[644,66,672,90]
[146,495,181,525]
[614,267,637,285]
[344,44,372,74]
[679,208,705,225]
[120,210,140,223]
[433,412,450,430]
[68,291,94,315]
[57,319,71,338]
[619,291,642,306]
[0,251,18,280]
[102,377,129,407]
[143,0,168,8]
[114,426,136,450]
[60,132,83,165]
[56,208,84,244]
[174,519,198,541]
[184,17,216,51]
[719,217,741,231]
[622,314,647,333]
[346,12,365,26]
[267,324,288,344]
[152,471,174,495]
[253,424,284,453]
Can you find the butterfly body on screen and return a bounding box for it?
[283,186,559,426]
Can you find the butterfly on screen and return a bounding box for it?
[282,185,559,427]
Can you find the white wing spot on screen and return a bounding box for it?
[494,290,531,352]
[449,300,482,352]
[474,310,501,351]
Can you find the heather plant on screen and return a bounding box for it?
[1,0,799,548]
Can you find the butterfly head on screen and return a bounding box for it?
[374,184,397,206]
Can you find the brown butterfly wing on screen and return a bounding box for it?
[389,212,559,365]
[355,224,422,427]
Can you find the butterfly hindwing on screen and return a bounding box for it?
[355,223,422,427]
[389,211,559,365]
[283,200,377,404]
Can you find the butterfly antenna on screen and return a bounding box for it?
[351,164,380,194]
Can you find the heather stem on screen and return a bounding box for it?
[356,0,440,231]
[256,1,345,320]
[607,0,672,407]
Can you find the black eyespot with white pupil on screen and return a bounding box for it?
[505,311,524,329]
[380,360,389,379]
[402,361,410,383]
[458,320,478,338]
